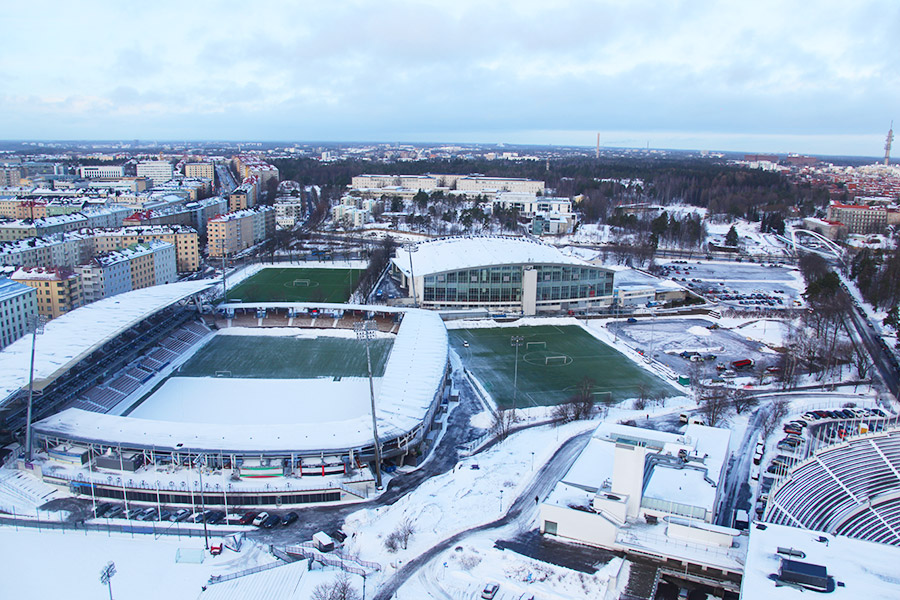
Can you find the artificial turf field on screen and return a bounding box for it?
[177,335,393,378]
[225,268,363,303]
[451,325,676,408]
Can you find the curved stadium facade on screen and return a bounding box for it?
[391,236,615,315]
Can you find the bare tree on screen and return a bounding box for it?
[697,385,731,426]
[491,409,516,440]
[760,397,790,441]
[730,388,758,415]
[852,345,873,381]
[311,573,361,600]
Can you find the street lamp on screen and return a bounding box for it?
[510,336,525,416]
[355,321,383,490]
[404,243,419,308]
[24,313,47,462]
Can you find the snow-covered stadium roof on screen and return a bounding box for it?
[33,308,448,454]
[392,236,588,277]
[0,280,216,403]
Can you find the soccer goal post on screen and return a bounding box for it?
[526,341,547,349]
[544,355,568,365]
[215,370,233,378]
[591,390,613,403]
[293,279,311,287]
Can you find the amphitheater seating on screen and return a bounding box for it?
[764,429,900,545]
[337,314,365,330]
[81,387,125,410]
[261,312,290,327]
[109,374,141,395]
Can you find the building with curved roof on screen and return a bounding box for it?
[391,236,615,315]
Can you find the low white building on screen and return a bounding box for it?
[275,199,306,228]
[79,165,125,179]
[136,161,174,187]
[540,422,742,578]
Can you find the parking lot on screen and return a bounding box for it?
[87,504,325,534]
[609,317,778,378]
[659,260,804,310]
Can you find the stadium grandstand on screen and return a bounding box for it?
[0,280,217,438]
[763,428,900,546]
[27,301,449,507]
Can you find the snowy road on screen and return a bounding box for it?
[372,431,592,600]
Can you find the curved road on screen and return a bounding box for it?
[373,431,592,600]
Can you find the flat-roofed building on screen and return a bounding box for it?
[184,162,215,181]
[136,161,174,186]
[79,165,125,179]
[0,277,37,348]
[0,213,89,242]
[208,206,275,257]
[11,267,82,319]
[0,168,22,187]
[351,174,439,191]
[93,226,200,273]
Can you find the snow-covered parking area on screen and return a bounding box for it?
[659,260,805,309]
[608,317,782,377]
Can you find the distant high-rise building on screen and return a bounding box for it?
[885,121,894,166]
[136,160,174,186]
[0,277,37,348]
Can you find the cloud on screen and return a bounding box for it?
[0,0,897,154]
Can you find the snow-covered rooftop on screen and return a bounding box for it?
[742,523,900,599]
[392,236,589,277]
[0,280,216,403]
[33,308,448,454]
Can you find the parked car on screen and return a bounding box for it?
[481,583,500,600]
[238,511,258,525]
[261,513,281,529]
[92,503,112,518]
[106,505,126,519]
[170,508,191,522]
[136,507,158,521]
[282,512,299,526]
[252,512,269,527]
[205,511,226,525]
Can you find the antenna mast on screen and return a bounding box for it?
[885,121,894,166]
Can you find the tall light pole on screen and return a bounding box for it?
[355,321,383,490]
[99,561,116,600]
[24,313,47,462]
[197,452,209,550]
[404,243,419,308]
[511,336,524,416]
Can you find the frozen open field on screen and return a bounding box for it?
[128,377,376,425]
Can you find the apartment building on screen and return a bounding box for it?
[232,154,279,188]
[826,203,900,234]
[93,226,200,273]
[12,267,83,319]
[79,165,125,179]
[0,277,37,348]
[75,241,176,304]
[455,175,545,194]
[0,214,89,242]
[274,199,306,228]
[0,232,95,269]
[229,175,259,211]
[208,206,275,257]
[185,162,216,181]
[0,167,22,187]
[136,161,175,186]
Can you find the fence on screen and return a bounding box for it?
[0,511,243,539]
[208,560,296,585]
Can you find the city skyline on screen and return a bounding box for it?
[1,1,897,157]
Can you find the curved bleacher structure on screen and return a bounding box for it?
[763,429,900,546]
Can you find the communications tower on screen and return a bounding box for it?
[886,121,894,166]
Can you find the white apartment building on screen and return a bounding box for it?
[455,175,544,194]
[79,165,125,179]
[275,199,306,228]
[493,192,572,217]
[136,161,175,186]
[0,277,37,348]
[184,162,216,181]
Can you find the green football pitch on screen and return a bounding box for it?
[225,268,363,303]
[177,335,393,378]
[451,325,676,408]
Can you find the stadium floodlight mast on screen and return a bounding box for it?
[99,561,116,600]
[404,242,419,308]
[355,320,383,490]
[217,238,228,298]
[510,336,525,416]
[24,313,48,462]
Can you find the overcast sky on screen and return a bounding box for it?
[1,1,897,156]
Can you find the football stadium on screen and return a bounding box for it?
[0,276,449,507]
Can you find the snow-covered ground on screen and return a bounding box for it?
[0,527,273,600]
[130,377,377,425]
